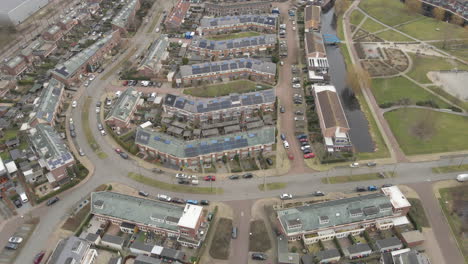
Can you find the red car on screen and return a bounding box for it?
[204,175,216,181]
[123,80,128,86]
[304,153,316,159]
[114,148,122,153]
[299,138,308,142]
[288,152,294,160]
[34,251,45,264]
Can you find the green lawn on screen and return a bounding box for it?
[371,77,451,108]
[407,53,468,84]
[427,85,468,112]
[206,31,261,41]
[385,108,468,155]
[375,29,413,42]
[321,172,395,184]
[432,40,468,61]
[407,198,430,228]
[432,163,468,173]
[183,80,271,97]
[359,0,420,26]
[147,9,161,34]
[350,10,366,25]
[360,18,387,33]
[396,17,468,41]
[82,97,107,159]
[258,182,287,191]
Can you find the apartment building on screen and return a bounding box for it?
[30,79,65,127]
[137,35,169,77]
[164,0,191,30]
[91,191,206,248]
[58,11,79,32]
[29,124,75,186]
[51,30,121,86]
[43,25,63,42]
[47,236,98,264]
[313,84,352,152]
[189,34,276,58]
[178,58,276,85]
[304,5,321,32]
[304,31,328,78]
[198,14,277,35]
[105,87,142,128]
[28,40,57,59]
[2,55,28,76]
[276,186,411,244]
[135,126,275,166]
[204,2,272,16]
[111,0,141,35]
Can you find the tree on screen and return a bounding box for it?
[450,15,464,26]
[432,7,445,21]
[405,0,422,14]
[182,57,189,65]
[335,0,351,17]
[346,66,371,95]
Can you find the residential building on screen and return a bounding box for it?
[313,84,352,152]
[400,230,425,247]
[135,126,275,166]
[2,55,28,76]
[344,243,372,259]
[381,248,430,264]
[138,35,169,77]
[30,78,65,127]
[276,186,411,244]
[304,5,321,32]
[130,241,155,255]
[134,255,162,264]
[178,58,276,85]
[304,32,328,77]
[277,236,300,264]
[111,0,141,35]
[204,2,272,16]
[188,34,276,58]
[47,236,98,264]
[43,25,64,42]
[91,191,207,248]
[376,237,403,253]
[100,234,124,250]
[58,10,79,32]
[30,40,58,59]
[198,14,277,35]
[51,30,121,85]
[312,249,341,264]
[105,87,142,128]
[29,124,75,185]
[0,80,15,98]
[163,89,275,122]
[0,0,49,26]
[164,0,191,30]
[151,246,186,263]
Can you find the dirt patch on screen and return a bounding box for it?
[209,218,233,260]
[248,220,272,252]
[410,118,435,141]
[61,203,91,232]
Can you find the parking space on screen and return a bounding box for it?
[0,221,37,264]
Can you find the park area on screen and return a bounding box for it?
[406,53,468,84]
[359,0,420,26]
[183,80,271,98]
[385,108,468,155]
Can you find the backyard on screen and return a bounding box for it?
[407,53,468,84]
[407,198,430,230]
[183,80,271,97]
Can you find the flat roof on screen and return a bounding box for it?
[278,236,300,264]
[200,14,277,28]
[376,237,402,250]
[314,85,349,130]
[165,0,190,27]
[105,87,140,123]
[6,55,24,68]
[178,204,203,229]
[112,0,139,28]
[305,32,326,57]
[190,34,276,51]
[33,78,64,123]
[381,186,411,209]
[180,58,276,78]
[139,35,169,70]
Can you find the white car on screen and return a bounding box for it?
[350,162,360,168]
[96,107,100,113]
[157,194,171,202]
[293,83,301,89]
[100,130,106,136]
[84,80,90,87]
[176,173,186,179]
[79,148,85,156]
[89,74,95,81]
[301,145,311,150]
[292,26,296,31]
[456,174,468,182]
[294,116,305,121]
[69,118,73,124]
[283,140,290,149]
[280,193,293,200]
[292,21,296,25]
[8,237,23,244]
[72,101,77,108]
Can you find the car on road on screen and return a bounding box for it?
[304,153,315,159]
[242,173,253,179]
[89,74,95,81]
[252,253,267,260]
[350,162,360,168]
[157,194,171,202]
[228,175,239,180]
[46,197,60,206]
[456,174,468,182]
[138,191,149,197]
[152,168,162,173]
[119,152,129,159]
[171,198,185,204]
[186,199,198,205]
[283,140,290,149]
[72,101,77,108]
[356,186,367,192]
[280,193,293,200]
[4,242,18,250]
[314,191,325,196]
[84,80,90,87]
[8,237,23,244]
[280,106,285,113]
[200,200,210,205]
[367,162,377,167]
[368,185,378,191]
[288,152,294,160]
[14,199,22,208]
[100,130,106,136]
[204,175,216,181]
[280,133,286,141]
[115,148,122,153]
[178,179,190,184]
[266,158,273,166]
[79,148,85,156]
[98,123,103,130]
[175,173,186,179]
[207,212,214,221]
[232,227,238,239]
[70,130,76,138]
[33,251,45,264]
[69,124,75,131]
[95,107,100,113]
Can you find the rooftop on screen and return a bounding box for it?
[376,237,402,250]
[139,35,169,71]
[200,14,277,28]
[101,234,124,245]
[47,25,61,35]
[391,248,428,264]
[32,78,64,123]
[315,249,341,261]
[136,126,275,158]
[105,87,141,123]
[190,34,276,51]
[347,243,372,254]
[305,32,326,57]
[48,236,92,264]
[304,5,321,25]
[5,55,24,69]
[314,85,349,130]
[381,186,411,209]
[165,0,190,27]
[277,236,300,264]
[180,58,276,77]
[112,0,139,28]
[178,204,203,229]
[135,254,162,264]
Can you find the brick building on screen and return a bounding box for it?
[30,78,65,127]
[105,87,142,128]
[164,0,191,30]
[42,25,63,42]
[204,2,272,16]
[304,31,328,77]
[137,35,169,77]
[111,0,141,35]
[304,5,321,32]
[198,14,277,35]
[2,55,28,76]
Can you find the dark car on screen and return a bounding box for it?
[4,243,18,250]
[266,158,273,166]
[280,133,286,140]
[152,168,163,173]
[34,251,45,264]
[119,152,129,159]
[96,101,102,107]
[229,175,240,180]
[70,130,76,138]
[382,183,393,188]
[200,200,210,205]
[367,162,377,167]
[356,186,367,192]
[178,179,190,184]
[172,197,185,204]
[138,190,149,197]
[47,197,60,206]
[207,212,214,221]
[314,191,325,196]
[296,134,307,139]
[14,199,22,208]
[252,253,267,260]
[242,173,253,179]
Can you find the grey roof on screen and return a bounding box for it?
[48,236,92,264]
[393,249,427,264]
[200,14,277,28]
[105,87,140,123]
[136,126,275,158]
[347,243,372,255]
[0,118,9,129]
[376,237,402,250]
[180,58,276,78]
[84,233,100,243]
[101,234,124,245]
[10,149,26,160]
[277,193,394,234]
[108,257,122,264]
[52,31,119,79]
[160,247,185,261]
[139,35,169,71]
[112,0,139,28]
[47,25,61,35]
[205,1,271,12]
[130,241,153,253]
[190,34,276,51]
[32,79,64,123]
[29,124,74,171]
[277,236,300,264]
[91,192,185,233]
[164,89,275,114]
[5,55,24,69]
[315,249,341,261]
[135,255,162,264]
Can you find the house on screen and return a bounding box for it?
[375,237,403,253]
[151,246,186,263]
[2,55,28,76]
[164,0,190,30]
[400,230,425,247]
[111,0,141,35]
[47,236,98,264]
[30,79,65,127]
[84,233,101,245]
[58,11,79,32]
[0,157,6,176]
[204,2,272,16]
[276,186,411,244]
[315,249,341,263]
[381,248,430,264]
[304,32,328,76]
[198,14,277,35]
[91,192,207,248]
[43,25,64,42]
[277,236,300,264]
[105,87,142,128]
[0,81,15,98]
[129,241,154,255]
[134,255,162,264]
[20,161,45,183]
[100,234,124,250]
[5,161,18,176]
[344,243,372,259]
[304,5,321,32]
[138,35,169,77]
[31,40,58,59]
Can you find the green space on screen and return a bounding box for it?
[439,185,468,262]
[101,48,137,81]
[337,15,345,41]
[427,85,468,112]
[340,44,352,67]
[147,9,162,34]
[385,108,468,155]
[361,18,387,33]
[407,198,430,230]
[359,0,420,26]
[249,220,272,252]
[396,17,468,41]
[375,29,413,42]
[206,31,261,41]
[407,53,468,84]
[432,40,468,61]
[371,77,451,108]
[61,204,91,232]
[258,182,287,191]
[128,172,223,194]
[82,97,107,159]
[432,163,468,173]
[209,218,232,259]
[321,172,395,184]
[350,10,366,26]
[183,80,271,98]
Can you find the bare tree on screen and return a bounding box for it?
[432,6,446,21]
[450,14,464,26]
[335,0,351,17]
[346,66,372,95]
[405,0,422,14]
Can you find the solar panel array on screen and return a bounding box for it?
[202,14,277,28]
[184,137,249,157]
[193,35,274,51]
[189,58,259,76]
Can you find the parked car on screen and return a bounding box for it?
[114,148,122,153]
[299,138,308,143]
[157,194,171,202]
[304,153,315,159]
[152,168,162,173]
[79,148,85,156]
[8,237,23,244]
[4,243,18,250]
[294,116,305,121]
[207,212,214,221]
[266,158,273,166]
[178,179,190,184]
[138,191,149,197]
[288,152,294,160]
[280,133,286,141]
[100,130,107,136]
[283,140,290,149]
[119,152,129,159]
[382,183,393,188]
[297,134,307,139]
[97,123,103,130]
[456,174,468,182]
[204,175,216,181]
[175,173,186,179]
[295,110,303,115]
[229,175,240,180]
[242,173,253,179]
[314,191,325,196]
[46,197,60,206]
[13,199,22,208]
[70,130,76,138]
[280,193,293,200]
[368,185,378,191]
[356,186,367,192]
[200,200,210,205]
[72,101,77,108]
[303,149,312,154]
[252,253,267,260]
[350,162,360,168]
[186,199,198,205]
[171,197,185,204]
[33,251,45,264]
[367,162,377,167]
[95,107,100,113]
[280,106,285,113]
[232,227,238,239]
[300,145,310,151]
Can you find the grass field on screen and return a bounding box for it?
[375,29,413,42]
[385,108,468,155]
[183,80,271,97]
[427,85,468,112]
[359,0,420,26]
[128,172,223,194]
[360,18,387,33]
[209,218,233,259]
[321,172,395,184]
[432,163,468,173]
[350,10,366,25]
[147,9,162,34]
[258,182,287,191]
[206,31,261,41]
[407,53,468,84]
[249,220,272,252]
[82,97,107,159]
[61,204,90,232]
[432,40,468,61]
[407,198,430,228]
[371,77,451,108]
[396,17,468,41]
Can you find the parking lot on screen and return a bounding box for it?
[0,220,37,264]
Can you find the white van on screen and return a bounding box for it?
[20,193,28,203]
[115,91,122,98]
[456,174,468,182]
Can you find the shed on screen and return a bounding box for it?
[376,237,403,253]
[130,241,153,255]
[314,249,341,263]
[100,234,124,250]
[401,230,425,247]
[135,254,162,264]
[345,244,372,259]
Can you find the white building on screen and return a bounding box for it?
[0,0,50,26]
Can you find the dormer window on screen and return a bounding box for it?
[319,215,329,224]
[349,208,363,217]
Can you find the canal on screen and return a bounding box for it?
[321,8,375,153]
